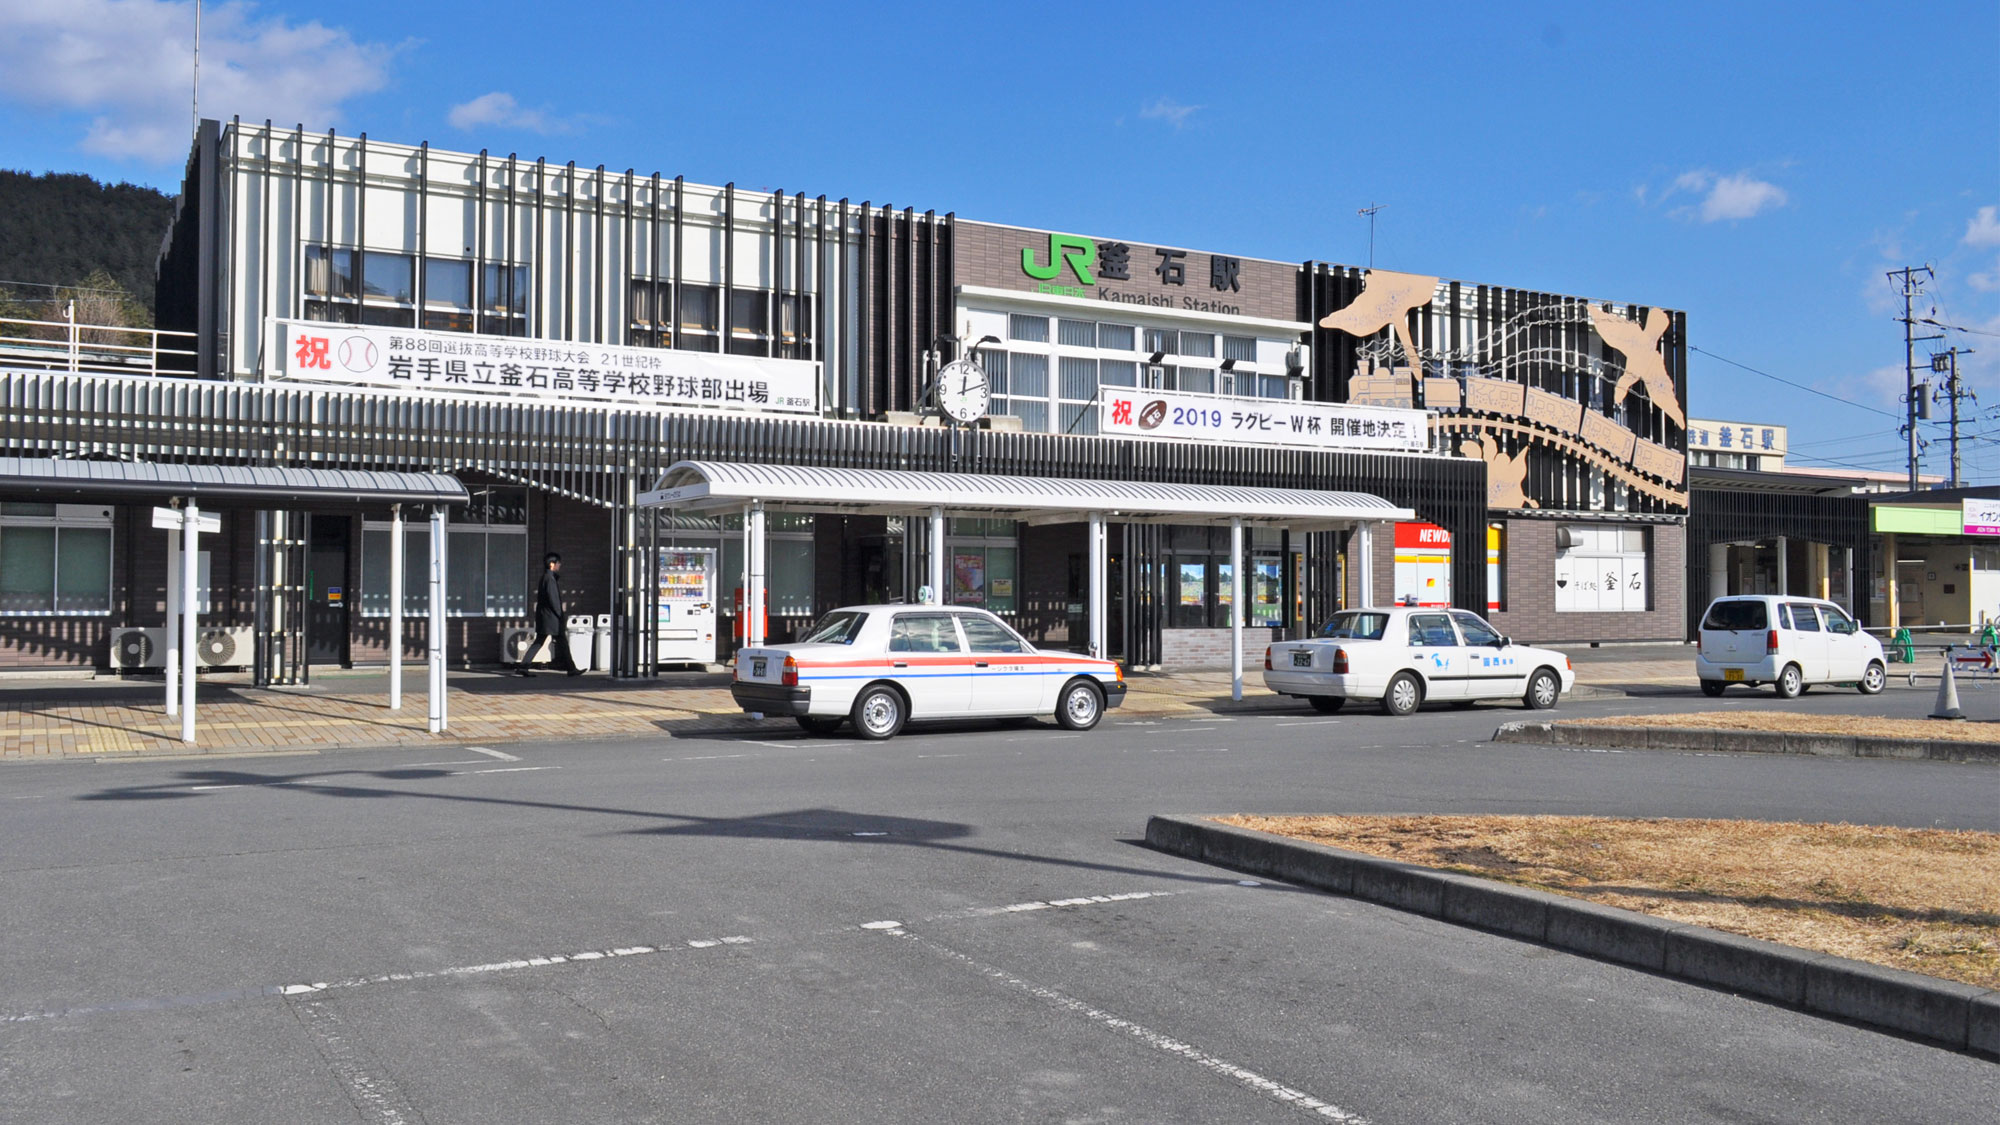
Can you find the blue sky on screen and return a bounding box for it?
[3,1,1996,480]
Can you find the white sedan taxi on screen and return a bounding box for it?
[1264,607,1575,716]
[730,605,1126,739]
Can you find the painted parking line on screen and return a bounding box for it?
[1273,720,1343,727]
[466,746,521,761]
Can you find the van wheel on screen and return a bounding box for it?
[1700,680,1727,697]
[1523,668,1561,710]
[1774,664,1804,699]
[795,716,843,736]
[1055,679,1104,731]
[1307,695,1345,714]
[1382,673,1423,716]
[850,684,906,740]
[1859,661,1886,695]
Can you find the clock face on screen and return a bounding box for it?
[937,360,990,423]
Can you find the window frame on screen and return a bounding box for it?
[0,503,115,617]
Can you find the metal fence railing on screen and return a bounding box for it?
[0,313,197,377]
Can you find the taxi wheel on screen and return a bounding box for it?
[1055,679,1104,731]
[1382,673,1423,716]
[1700,680,1727,697]
[1306,695,1346,714]
[1524,668,1561,710]
[795,716,843,736]
[850,684,906,740]
[1858,661,1886,695]
[1774,664,1804,699]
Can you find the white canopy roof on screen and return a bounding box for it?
[639,461,1412,530]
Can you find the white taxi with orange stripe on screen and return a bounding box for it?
[731,605,1126,739]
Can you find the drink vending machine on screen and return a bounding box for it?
[655,547,717,666]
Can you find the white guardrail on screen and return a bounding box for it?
[0,314,197,376]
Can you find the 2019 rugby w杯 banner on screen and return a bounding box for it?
[272,319,821,415]
[1098,386,1430,453]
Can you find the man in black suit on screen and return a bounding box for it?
[519,552,584,676]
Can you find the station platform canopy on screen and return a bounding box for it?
[0,456,468,508]
[640,461,1413,531]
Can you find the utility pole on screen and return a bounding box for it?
[1933,346,1977,488]
[1358,203,1384,268]
[1889,265,1937,490]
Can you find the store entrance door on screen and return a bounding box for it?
[306,517,351,665]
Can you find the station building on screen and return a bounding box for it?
[0,117,1696,679]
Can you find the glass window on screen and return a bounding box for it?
[1223,335,1257,362]
[1008,314,1048,343]
[776,294,813,358]
[1099,323,1135,351]
[425,259,473,309]
[1099,360,1137,387]
[1143,328,1178,357]
[1059,357,1097,401]
[980,349,1008,396]
[363,493,526,619]
[1179,332,1215,358]
[1250,557,1282,627]
[1410,613,1457,646]
[1057,319,1096,347]
[1174,561,1208,628]
[1,507,114,615]
[1452,611,1502,646]
[1258,374,1289,399]
[1319,611,1388,640]
[361,252,414,303]
[1702,600,1767,631]
[1786,603,1822,632]
[484,264,529,314]
[959,614,1028,653]
[889,613,961,653]
[1000,353,1048,432]
[678,285,720,352]
[802,611,868,644]
[305,247,355,299]
[358,305,414,328]
[1178,367,1214,395]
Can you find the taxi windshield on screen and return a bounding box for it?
[800,611,868,645]
[1318,611,1389,640]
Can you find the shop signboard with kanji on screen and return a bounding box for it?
[1097,386,1429,454]
[273,319,819,415]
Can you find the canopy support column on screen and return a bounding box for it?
[746,501,767,646]
[428,506,447,734]
[389,504,403,710]
[165,527,181,718]
[179,502,200,743]
[928,506,945,606]
[1354,522,1375,609]
[1776,535,1789,597]
[1230,517,1244,702]
[1088,512,1107,659]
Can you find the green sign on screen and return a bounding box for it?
[1021,233,1096,286]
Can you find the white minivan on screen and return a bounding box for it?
[1695,595,1886,698]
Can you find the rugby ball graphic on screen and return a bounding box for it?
[1137,400,1168,430]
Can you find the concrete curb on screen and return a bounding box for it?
[1492,720,2000,764]
[1144,814,1999,1056]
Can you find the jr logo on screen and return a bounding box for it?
[1021,234,1097,285]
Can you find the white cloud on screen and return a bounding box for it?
[1969,257,2000,293]
[1965,205,2000,248]
[0,1,398,162]
[1138,97,1201,128]
[447,91,568,135]
[1700,173,1788,221]
[1650,168,1789,222]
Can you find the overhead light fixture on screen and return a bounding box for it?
[1220,358,1237,372]
[1148,351,1165,365]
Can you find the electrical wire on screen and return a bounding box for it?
[1689,345,1902,419]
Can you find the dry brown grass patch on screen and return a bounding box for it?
[1220,814,2000,990]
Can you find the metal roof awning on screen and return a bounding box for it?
[0,457,469,508]
[640,461,1413,530]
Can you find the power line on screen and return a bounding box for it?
[1688,345,1900,419]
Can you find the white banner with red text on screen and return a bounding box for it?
[1097,386,1430,453]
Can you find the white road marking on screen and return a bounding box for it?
[666,753,752,762]
[289,993,423,1125]
[465,745,520,761]
[860,920,903,930]
[1274,720,1343,727]
[1149,748,1229,753]
[1189,716,1235,722]
[1004,734,1079,742]
[6,794,48,799]
[850,831,889,837]
[884,929,1369,1122]
[742,740,800,748]
[459,766,560,775]
[915,753,966,759]
[392,760,491,768]
[189,784,241,791]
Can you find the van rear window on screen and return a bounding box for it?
[1702,601,1767,631]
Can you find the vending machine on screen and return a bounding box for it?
[655,547,717,666]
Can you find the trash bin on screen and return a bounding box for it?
[592,613,613,672]
[565,614,593,672]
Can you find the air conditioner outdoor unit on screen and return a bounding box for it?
[502,626,550,665]
[194,627,255,668]
[109,627,166,670]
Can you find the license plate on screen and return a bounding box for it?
[752,658,767,677]
[1291,651,1313,668]
[1723,668,1744,681]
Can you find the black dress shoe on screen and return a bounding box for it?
[566,668,585,677]
[515,669,534,677]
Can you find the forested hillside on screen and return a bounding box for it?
[0,171,177,321]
